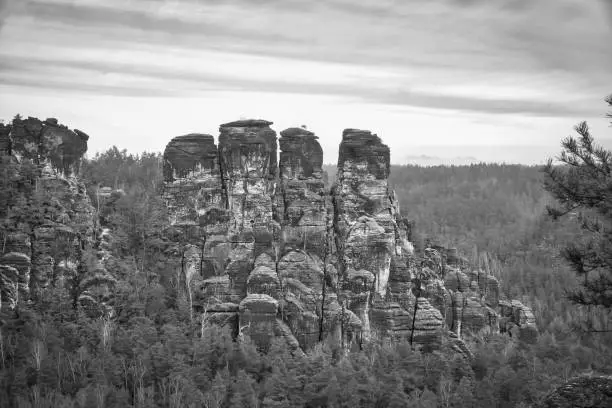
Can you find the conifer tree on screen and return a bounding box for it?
[543,94,612,311]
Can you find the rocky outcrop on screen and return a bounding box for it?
[277,127,328,258]
[163,134,226,234]
[499,299,538,343]
[333,129,415,344]
[9,117,88,177]
[468,269,500,308]
[408,297,445,349]
[157,120,538,352]
[239,294,279,347]
[0,117,110,315]
[277,250,326,349]
[275,128,337,349]
[162,121,285,348]
[539,375,612,408]
[218,120,278,303]
[1,114,538,354]
[219,120,277,236]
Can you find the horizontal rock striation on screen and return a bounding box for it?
[9,117,89,177]
[219,120,277,236]
[539,375,612,408]
[499,299,538,343]
[163,134,227,235]
[157,119,539,352]
[278,127,328,257]
[1,115,539,355]
[0,116,113,315]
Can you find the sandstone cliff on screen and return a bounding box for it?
[0,115,538,352]
[539,375,612,408]
[0,117,114,315]
[162,120,539,352]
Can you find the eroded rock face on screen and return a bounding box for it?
[163,134,227,233]
[10,117,89,177]
[219,120,277,236]
[335,129,392,233]
[441,264,511,339]
[204,302,239,336]
[499,299,538,343]
[334,131,398,342]
[279,127,323,180]
[0,117,105,312]
[239,294,300,351]
[161,121,282,348]
[278,127,328,258]
[161,121,537,352]
[1,115,538,354]
[274,129,337,348]
[539,375,612,408]
[409,297,445,349]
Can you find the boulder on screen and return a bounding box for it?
[539,375,612,408]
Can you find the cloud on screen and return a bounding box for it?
[22,0,296,45]
[0,0,610,155]
[0,0,15,30]
[0,54,601,118]
[11,0,611,87]
[382,91,598,118]
[0,76,181,97]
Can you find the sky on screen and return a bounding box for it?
[0,0,611,164]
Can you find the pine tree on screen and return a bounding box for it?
[542,94,612,312]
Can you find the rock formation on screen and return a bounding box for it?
[0,114,539,354]
[162,120,539,352]
[0,116,113,315]
[539,375,612,408]
[499,299,538,343]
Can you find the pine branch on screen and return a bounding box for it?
[545,97,612,311]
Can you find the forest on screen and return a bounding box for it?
[1,138,610,407]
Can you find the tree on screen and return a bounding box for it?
[228,370,258,408]
[543,95,612,313]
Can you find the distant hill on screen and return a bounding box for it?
[400,154,481,166]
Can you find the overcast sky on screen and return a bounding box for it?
[0,0,611,164]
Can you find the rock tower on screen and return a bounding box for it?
[162,119,539,351]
